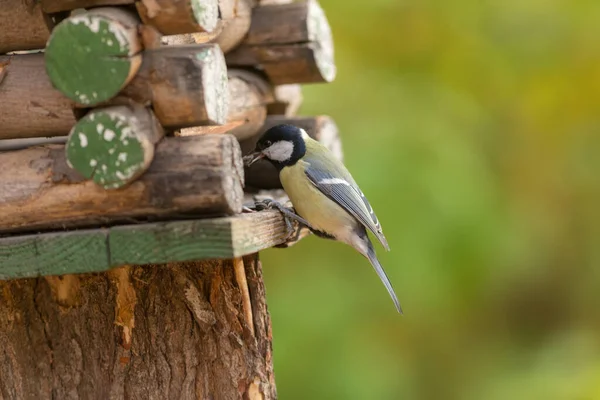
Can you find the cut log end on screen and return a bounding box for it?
[144,45,229,128]
[137,0,219,35]
[201,45,230,125]
[307,0,336,83]
[178,70,271,140]
[45,8,142,106]
[66,105,164,190]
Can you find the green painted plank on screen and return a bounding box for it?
[0,230,110,279]
[0,210,293,279]
[108,210,290,265]
[108,219,235,266]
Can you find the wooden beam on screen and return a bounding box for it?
[0,54,77,139]
[242,115,342,189]
[45,8,143,107]
[177,69,271,140]
[0,134,243,233]
[0,0,50,54]
[65,105,165,189]
[0,210,291,279]
[226,0,336,84]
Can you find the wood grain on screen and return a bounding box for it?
[226,0,336,84]
[0,210,291,279]
[0,255,277,398]
[0,134,244,233]
[0,0,50,54]
[0,54,77,139]
[0,230,110,279]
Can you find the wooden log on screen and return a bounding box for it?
[45,8,143,106]
[226,0,336,84]
[177,69,271,140]
[0,255,277,399]
[136,0,219,35]
[110,44,229,128]
[268,84,303,116]
[242,115,342,189]
[0,210,293,278]
[0,134,243,233]
[65,105,164,189]
[0,54,77,139]
[0,0,50,54]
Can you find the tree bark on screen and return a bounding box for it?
[0,254,276,400]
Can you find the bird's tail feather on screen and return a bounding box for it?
[366,240,403,314]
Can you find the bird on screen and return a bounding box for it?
[244,124,402,314]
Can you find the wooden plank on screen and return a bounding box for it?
[109,210,288,264]
[0,230,110,279]
[0,210,295,279]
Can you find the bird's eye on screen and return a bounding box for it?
[265,141,272,146]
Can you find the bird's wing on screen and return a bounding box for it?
[302,148,390,251]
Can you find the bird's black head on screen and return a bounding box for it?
[246,124,307,170]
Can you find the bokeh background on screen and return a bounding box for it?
[260,1,600,399]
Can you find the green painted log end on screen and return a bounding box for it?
[66,105,163,190]
[45,8,142,106]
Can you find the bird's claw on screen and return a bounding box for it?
[249,198,313,243]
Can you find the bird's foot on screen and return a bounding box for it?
[249,198,315,245]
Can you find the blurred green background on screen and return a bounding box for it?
[260,1,600,399]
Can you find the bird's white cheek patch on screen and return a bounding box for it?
[264,141,294,161]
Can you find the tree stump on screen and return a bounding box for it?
[0,254,276,400]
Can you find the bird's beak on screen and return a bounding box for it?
[243,151,265,167]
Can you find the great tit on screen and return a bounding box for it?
[244,124,402,314]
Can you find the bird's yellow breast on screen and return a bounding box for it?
[279,160,356,238]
